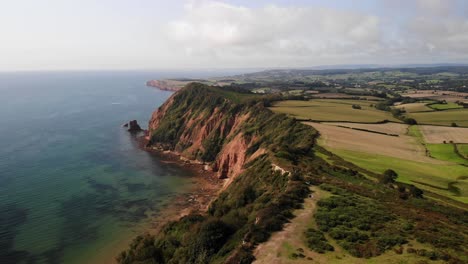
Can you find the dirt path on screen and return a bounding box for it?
[253,186,321,264]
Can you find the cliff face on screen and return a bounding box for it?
[147,83,267,180]
[146,80,180,91]
[120,83,318,264]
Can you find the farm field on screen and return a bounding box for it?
[458,144,468,159]
[394,102,433,113]
[428,102,463,110]
[426,144,468,165]
[325,122,408,135]
[407,109,468,127]
[305,122,468,203]
[304,122,434,162]
[419,125,468,143]
[270,99,400,123]
[331,149,468,203]
[402,90,468,102]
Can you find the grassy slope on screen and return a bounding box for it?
[270,99,400,123]
[255,187,438,264]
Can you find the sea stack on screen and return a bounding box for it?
[127,120,142,132]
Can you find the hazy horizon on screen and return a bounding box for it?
[2,0,468,71]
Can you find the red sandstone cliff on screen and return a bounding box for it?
[146,85,266,183]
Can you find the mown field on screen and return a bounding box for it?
[407,109,468,127]
[270,99,400,123]
[420,125,468,143]
[305,122,433,162]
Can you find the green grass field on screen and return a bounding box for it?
[408,109,468,127]
[457,144,468,159]
[331,149,468,203]
[426,144,468,165]
[428,102,463,110]
[270,99,400,123]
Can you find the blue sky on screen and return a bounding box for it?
[1,0,468,71]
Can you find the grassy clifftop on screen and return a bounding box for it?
[118,83,467,264]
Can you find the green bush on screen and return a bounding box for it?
[304,228,334,253]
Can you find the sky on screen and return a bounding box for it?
[1,0,468,71]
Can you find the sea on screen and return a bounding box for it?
[0,70,240,264]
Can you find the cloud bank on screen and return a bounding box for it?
[163,0,468,67]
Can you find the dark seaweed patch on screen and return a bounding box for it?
[0,204,31,264]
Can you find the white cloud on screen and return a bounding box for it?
[164,1,384,67]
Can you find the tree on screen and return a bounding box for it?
[451,122,458,127]
[380,169,398,184]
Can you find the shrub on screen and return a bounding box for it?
[380,169,398,184]
[304,228,334,253]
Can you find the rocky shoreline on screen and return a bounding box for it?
[136,135,223,225]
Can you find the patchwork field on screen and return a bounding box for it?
[270,99,400,123]
[420,125,468,143]
[407,109,468,127]
[305,122,435,163]
[402,90,468,102]
[305,122,468,203]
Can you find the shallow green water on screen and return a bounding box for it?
[0,71,207,263]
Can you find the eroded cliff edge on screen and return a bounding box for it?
[146,83,315,184]
[120,83,318,263]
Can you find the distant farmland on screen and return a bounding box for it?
[408,109,468,127]
[270,99,400,123]
[394,102,433,113]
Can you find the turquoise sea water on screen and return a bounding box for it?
[0,71,217,264]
